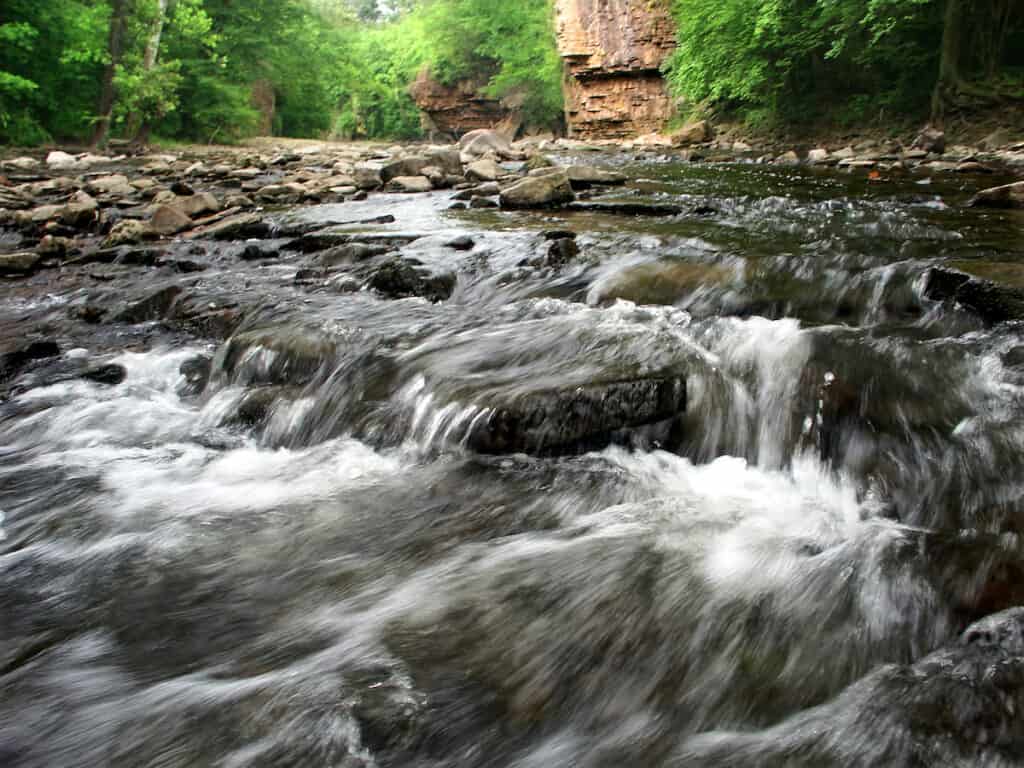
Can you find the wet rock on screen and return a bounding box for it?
[165,293,244,340]
[466,159,503,182]
[219,326,337,387]
[424,148,463,176]
[102,220,150,248]
[174,192,220,218]
[969,181,1024,209]
[224,193,255,209]
[924,266,1024,324]
[45,151,83,171]
[469,197,498,209]
[589,260,730,305]
[73,305,106,324]
[80,364,127,386]
[60,192,99,229]
[545,237,580,268]
[671,120,711,146]
[422,166,447,189]
[178,355,212,397]
[499,171,574,209]
[525,154,555,171]
[0,252,42,276]
[542,230,576,241]
[320,243,392,267]
[459,129,517,160]
[239,244,276,262]
[777,150,800,164]
[381,157,429,183]
[452,182,500,200]
[465,375,686,456]
[225,386,295,428]
[189,213,270,241]
[366,259,456,302]
[86,174,135,198]
[807,148,831,164]
[2,156,40,171]
[353,163,383,190]
[565,166,628,189]
[445,235,475,251]
[0,340,60,382]
[255,183,306,204]
[149,205,193,236]
[113,285,184,324]
[389,176,433,193]
[913,125,946,154]
[37,235,72,259]
[157,257,206,273]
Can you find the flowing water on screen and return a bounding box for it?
[3,157,1024,766]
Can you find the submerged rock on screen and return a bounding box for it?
[465,375,686,456]
[366,259,456,303]
[219,326,338,387]
[676,608,1024,767]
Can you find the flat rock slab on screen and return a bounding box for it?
[465,376,686,456]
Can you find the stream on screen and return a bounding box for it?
[3,154,1024,766]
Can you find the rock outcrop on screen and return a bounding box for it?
[554,0,677,139]
[409,69,514,139]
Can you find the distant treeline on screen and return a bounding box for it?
[1,0,1021,146]
[666,0,1024,128]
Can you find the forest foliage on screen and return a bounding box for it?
[0,0,562,146]
[665,0,1024,127]
[1,0,1022,146]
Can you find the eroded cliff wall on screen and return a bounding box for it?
[555,0,677,139]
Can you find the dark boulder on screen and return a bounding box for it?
[465,376,686,456]
[80,364,127,386]
[113,285,184,324]
[178,354,212,397]
[444,235,475,251]
[366,259,456,303]
[924,266,1024,324]
[0,340,60,382]
[968,181,1024,209]
[545,237,580,268]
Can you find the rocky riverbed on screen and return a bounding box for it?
[2,130,1024,767]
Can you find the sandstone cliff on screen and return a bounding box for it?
[409,69,515,139]
[555,0,677,139]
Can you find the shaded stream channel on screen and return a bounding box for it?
[3,153,1024,766]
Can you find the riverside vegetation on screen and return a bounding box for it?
[1,0,1022,147]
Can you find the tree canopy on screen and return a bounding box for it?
[1,0,1022,146]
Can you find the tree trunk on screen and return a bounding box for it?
[129,0,170,146]
[92,0,129,149]
[931,0,966,125]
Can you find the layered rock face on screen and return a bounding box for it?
[555,0,677,139]
[409,69,513,139]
